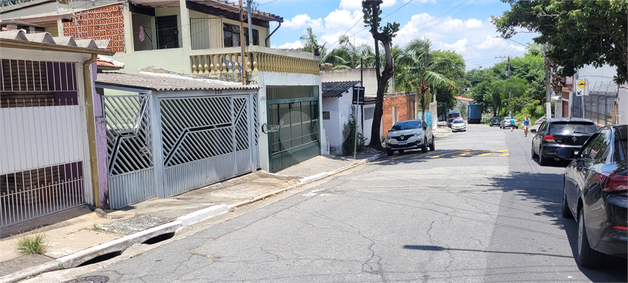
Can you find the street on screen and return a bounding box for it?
[42,124,627,282]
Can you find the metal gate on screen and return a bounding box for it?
[103,94,155,209]
[266,86,320,172]
[160,95,256,197]
[1,59,90,227]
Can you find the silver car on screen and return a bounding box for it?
[451,119,466,132]
[385,119,435,156]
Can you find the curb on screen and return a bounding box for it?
[0,155,381,283]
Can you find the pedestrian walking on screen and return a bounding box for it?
[523,115,530,137]
[510,117,515,132]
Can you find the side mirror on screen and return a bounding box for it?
[530,129,537,133]
[556,148,574,159]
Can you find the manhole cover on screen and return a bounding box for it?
[62,275,109,283]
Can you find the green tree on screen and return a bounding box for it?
[363,0,399,150]
[431,50,466,119]
[300,27,326,56]
[492,0,628,83]
[396,38,457,122]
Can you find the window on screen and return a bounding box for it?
[156,15,179,49]
[223,23,259,47]
[392,106,398,125]
[589,129,610,161]
[323,111,330,120]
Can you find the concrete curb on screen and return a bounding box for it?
[1,154,381,283]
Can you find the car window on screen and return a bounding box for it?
[614,127,628,164]
[549,122,597,135]
[538,122,547,133]
[391,120,421,131]
[580,133,599,159]
[589,129,610,161]
[453,120,463,124]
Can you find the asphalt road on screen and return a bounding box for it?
[43,124,627,282]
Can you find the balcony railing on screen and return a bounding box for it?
[189,46,320,78]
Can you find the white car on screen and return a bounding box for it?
[385,119,435,156]
[451,119,466,132]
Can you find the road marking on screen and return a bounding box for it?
[456,151,474,157]
[500,153,509,156]
[477,152,493,157]
[495,150,507,153]
[429,150,467,158]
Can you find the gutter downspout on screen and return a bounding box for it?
[265,22,281,48]
[83,54,101,207]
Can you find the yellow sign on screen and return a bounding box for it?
[577,80,587,89]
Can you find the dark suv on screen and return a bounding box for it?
[531,118,597,165]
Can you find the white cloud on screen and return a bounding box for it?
[340,0,397,10]
[283,14,324,32]
[465,19,483,29]
[439,39,468,54]
[324,9,363,32]
[477,36,505,50]
[276,40,303,49]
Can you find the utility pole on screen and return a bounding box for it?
[544,44,551,120]
[496,56,511,117]
[238,0,247,85]
[247,1,253,46]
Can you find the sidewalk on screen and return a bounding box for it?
[0,149,382,283]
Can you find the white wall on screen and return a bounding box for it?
[618,85,627,124]
[361,104,374,145]
[256,72,322,171]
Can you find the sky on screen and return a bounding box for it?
[255,0,536,70]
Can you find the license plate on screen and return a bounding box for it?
[398,141,407,145]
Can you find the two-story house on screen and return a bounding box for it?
[2,0,323,210]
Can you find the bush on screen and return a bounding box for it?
[17,233,46,255]
[342,115,366,155]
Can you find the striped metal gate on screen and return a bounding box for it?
[103,95,155,209]
[1,59,90,227]
[160,95,256,197]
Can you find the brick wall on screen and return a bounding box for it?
[63,4,125,53]
[382,94,413,136]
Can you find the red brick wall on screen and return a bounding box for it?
[63,4,125,53]
[382,94,412,135]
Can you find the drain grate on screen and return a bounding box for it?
[62,275,109,283]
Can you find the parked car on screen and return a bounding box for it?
[451,119,466,132]
[489,117,501,127]
[385,119,435,156]
[531,118,597,165]
[447,112,460,127]
[500,117,518,129]
[558,125,627,268]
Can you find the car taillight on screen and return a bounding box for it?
[600,173,628,193]
[612,226,628,231]
[543,135,556,143]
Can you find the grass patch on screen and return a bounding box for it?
[17,233,46,255]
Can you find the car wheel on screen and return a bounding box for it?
[539,146,548,166]
[490,124,493,127]
[421,138,428,153]
[387,149,393,156]
[429,138,435,151]
[577,207,604,268]
[399,150,404,154]
[531,144,538,158]
[561,190,573,219]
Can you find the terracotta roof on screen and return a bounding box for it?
[322,81,360,98]
[96,72,259,92]
[97,55,124,70]
[455,96,474,102]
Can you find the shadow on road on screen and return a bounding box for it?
[403,244,573,258]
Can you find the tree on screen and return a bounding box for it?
[362,0,399,150]
[321,35,375,69]
[396,38,457,122]
[492,0,628,83]
[1,0,33,6]
[432,50,466,119]
[300,27,325,56]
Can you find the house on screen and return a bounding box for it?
[0,29,113,228]
[381,92,417,139]
[95,71,259,209]
[321,81,374,155]
[2,0,323,174]
[452,95,473,119]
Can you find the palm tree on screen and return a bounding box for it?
[396,38,457,122]
[300,27,325,56]
[321,35,376,69]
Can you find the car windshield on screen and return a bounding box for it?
[616,127,627,163]
[449,113,460,118]
[549,122,597,135]
[453,120,464,124]
[391,120,421,131]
